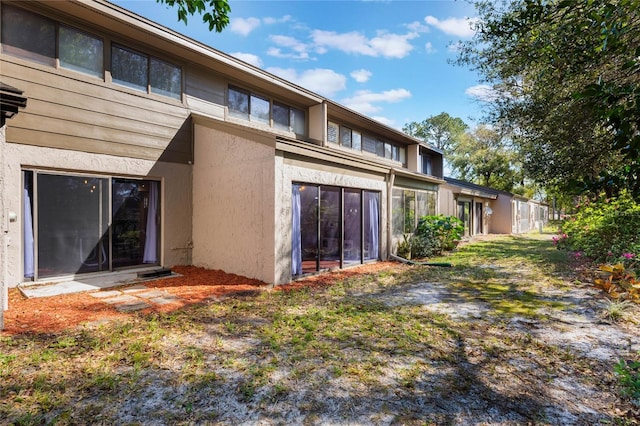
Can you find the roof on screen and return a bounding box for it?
[444,177,507,199]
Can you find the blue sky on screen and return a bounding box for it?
[113,0,488,131]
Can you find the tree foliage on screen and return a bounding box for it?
[403,112,468,152]
[156,0,231,32]
[449,125,521,192]
[457,0,640,199]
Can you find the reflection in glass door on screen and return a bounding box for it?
[319,186,341,270]
[457,201,471,237]
[343,189,361,266]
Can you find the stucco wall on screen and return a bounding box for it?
[2,143,193,287]
[489,195,514,234]
[274,156,388,285]
[192,123,276,284]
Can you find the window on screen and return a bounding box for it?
[250,94,270,125]
[229,86,306,134]
[340,126,353,148]
[363,135,377,154]
[392,188,437,237]
[327,122,339,143]
[111,45,148,92]
[150,57,181,99]
[1,5,55,65]
[228,86,249,120]
[59,25,103,77]
[352,131,362,151]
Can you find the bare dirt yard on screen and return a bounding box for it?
[1,232,639,425]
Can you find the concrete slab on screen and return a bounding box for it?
[150,296,179,305]
[121,285,149,294]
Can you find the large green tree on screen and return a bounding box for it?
[403,112,468,152]
[457,0,640,199]
[156,0,231,32]
[449,125,521,192]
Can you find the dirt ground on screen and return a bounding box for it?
[2,240,640,425]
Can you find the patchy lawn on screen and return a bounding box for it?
[1,233,639,425]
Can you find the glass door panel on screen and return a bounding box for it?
[319,186,340,270]
[112,179,158,268]
[37,174,109,277]
[343,189,362,266]
[363,191,380,261]
[298,185,319,274]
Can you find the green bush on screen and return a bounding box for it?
[413,215,464,258]
[558,191,640,263]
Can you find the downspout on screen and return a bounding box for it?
[0,122,6,330]
[386,168,395,260]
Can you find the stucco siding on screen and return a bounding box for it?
[192,123,276,283]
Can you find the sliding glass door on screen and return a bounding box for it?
[24,171,160,280]
[292,183,380,277]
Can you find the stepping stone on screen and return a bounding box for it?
[90,290,122,299]
[136,290,170,299]
[116,301,152,312]
[150,295,179,305]
[102,294,140,305]
[121,285,149,294]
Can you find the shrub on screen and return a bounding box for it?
[413,215,464,258]
[558,191,640,263]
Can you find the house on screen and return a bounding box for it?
[0,0,444,296]
[439,177,548,236]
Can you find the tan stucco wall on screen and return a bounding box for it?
[488,195,513,234]
[192,123,277,284]
[274,156,388,285]
[2,143,193,287]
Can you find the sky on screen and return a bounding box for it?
[113,0,488,131]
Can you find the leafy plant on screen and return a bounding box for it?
[415,215,464,254]
[558,191,640,263]
[594,263,640,303]
[396,234,413,259]
[614,357,640,407]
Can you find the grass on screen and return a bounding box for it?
[0,231,634,424]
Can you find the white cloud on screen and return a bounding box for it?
[268,35,311,59]
[230,17,261,36]
[266,67,347,97]
[341,89,411,115]
[425,42,435,54]
[406,21,430,33]
[263,15,291,25]
[465,84,500,102]
[230,52,263,68]
[351,69,372,83]
[311,30,416,58]
[424,16,478,38]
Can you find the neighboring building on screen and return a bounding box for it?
[0,0,443,291]
[440,177,548,236]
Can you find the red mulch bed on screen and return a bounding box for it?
[2,262,404,336]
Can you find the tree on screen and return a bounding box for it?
[156,0,231,32]
[449,125,521,193]
[456,0,640,199]
[403,112,468,152]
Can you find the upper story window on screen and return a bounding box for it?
[1,5,56,66]
[1,5,181,100]
[112,45,181,99]
[331,121,405,165]
[228,86,306,135]
[59,26,103,78]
